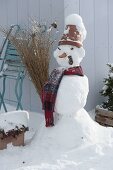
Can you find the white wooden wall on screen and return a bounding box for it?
[0,0,64,112]
[64,0,113,111]
[0,0,113,112]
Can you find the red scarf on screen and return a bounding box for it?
[42,66,84,127]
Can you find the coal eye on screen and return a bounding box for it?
[58,47,61,50]
[71,47,74,50]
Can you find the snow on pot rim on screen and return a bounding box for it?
[0,110,29,132]
[96,105,113,112]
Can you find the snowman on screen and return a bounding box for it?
[54,14,88,117]
[39,14,90,151]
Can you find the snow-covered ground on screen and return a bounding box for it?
[1,105,113,170]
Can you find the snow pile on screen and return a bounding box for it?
[0,108,113,170]
[35,108,113,152]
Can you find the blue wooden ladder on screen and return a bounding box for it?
[0,25,26,111]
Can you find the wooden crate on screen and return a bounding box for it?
[0,131,24,150]
[95,107,113,127]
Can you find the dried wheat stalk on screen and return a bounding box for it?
[1,22,57,98]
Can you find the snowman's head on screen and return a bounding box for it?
[54,45,85,67]
[54,14,86,68]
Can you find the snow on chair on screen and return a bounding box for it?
[0,25,26,112]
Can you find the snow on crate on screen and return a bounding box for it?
[0,111,29,150]
[0,111,29,132]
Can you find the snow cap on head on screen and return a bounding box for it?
[58,14,87,48]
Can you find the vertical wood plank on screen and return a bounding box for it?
[21,76,31,111]
[17,0,31,110]
[0,0,8,77]
[30,82,42,112]
[0,1,10,102]
[6,0,18,105]
[17,0,29,27]
[28,0,40,23]
[27,0,41,111]
[39,0,51,27]
[0,1,8,46]
[108,0,113,63]
[94,0,109,106]
[7,0,18,26]
[0,1,8,27]
[50,0,64,71]
[30,0,52,112]
[0,0,8,63]
[28,0,41,112]
[64,0,80,17]
[80,0,96,110]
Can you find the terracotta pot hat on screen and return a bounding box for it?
[58,14,87,48]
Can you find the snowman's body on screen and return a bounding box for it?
[55,73,89,116]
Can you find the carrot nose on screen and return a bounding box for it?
[59,52,67,58]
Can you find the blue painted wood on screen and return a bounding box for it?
[0,26,26,112]
[0,77,7,112]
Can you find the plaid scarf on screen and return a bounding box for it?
[41,66,84,127]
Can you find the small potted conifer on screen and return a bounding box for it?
[95,63,113,127]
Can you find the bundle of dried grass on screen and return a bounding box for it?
[1,22,57,98]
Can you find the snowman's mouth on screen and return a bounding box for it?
[68,56,73,65]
